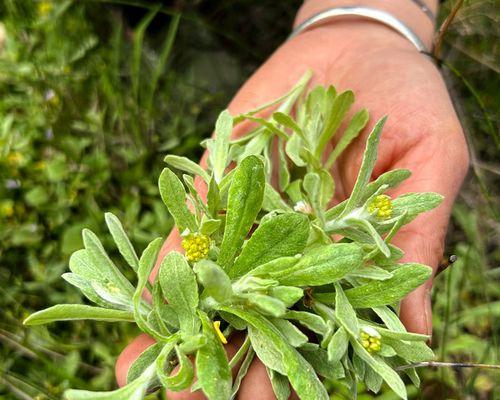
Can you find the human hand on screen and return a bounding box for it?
[115,6,469,398]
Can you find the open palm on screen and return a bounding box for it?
[116,20,468,399]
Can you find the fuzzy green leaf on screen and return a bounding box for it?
[218,156,265,269]
[82,229,135,294]
[158,345,194,391]
[392,192,444,223]
[268,369,291,400]
[24,305,134,325]
[159,251,200,336]
[194,259,233,302]
[105,212,140,272]
[65,365,155,399]
[351,339,407,400]
[158,168,197,232]
[327,326,349,364]
[340,117,387,217]
[229,212,309,278]
[272,243,363,286]
[196,311,232,400]
[164,155,210,183]
[127,342,163,384]
[285,311,327,336]
[221,306,328,400]
[345,263,432,308]
[334,283,359,337]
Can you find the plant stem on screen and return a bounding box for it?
[397,361,500,371]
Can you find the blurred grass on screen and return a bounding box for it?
[0,1,498,399]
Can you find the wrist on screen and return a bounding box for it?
[294,0,438,50]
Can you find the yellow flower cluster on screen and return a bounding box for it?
[361,327,382,353]
[38,1,53,17]
[368,194,393,220]
[181,233,210,262]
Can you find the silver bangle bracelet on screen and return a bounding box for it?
[290,6,429,54]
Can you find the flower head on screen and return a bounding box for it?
[368,195,393,220]
[181,233,210,262]
[294,200,312,214]
[360,326,382,353]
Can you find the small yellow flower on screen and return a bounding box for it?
[0,200,14,217]
[7,152,23,166]
[213,320,227,344]
[360,326,381,354]
[368,195,393,220]
[38,1,53,17]
[34,161,46,170]
[105,282,121,294]
[181,233,210,262]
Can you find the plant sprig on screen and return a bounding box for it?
[24,71,444,400]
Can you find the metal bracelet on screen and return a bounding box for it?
[290,6,428,53]
[410,0,436,22]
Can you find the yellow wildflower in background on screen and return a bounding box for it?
[38,1,53,17]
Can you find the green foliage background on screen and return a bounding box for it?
[0,1,497,399]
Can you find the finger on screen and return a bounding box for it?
[237,358,300,400]
[115,334,156,387]
[237,358,277,400]
[165,332,245,400]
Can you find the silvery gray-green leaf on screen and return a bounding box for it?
[392,192,444,223]
[348,265,393,280]
[325,109,369,169]
[298,343,345,381]
[218,155,265,269]
[284,311,327,336]
[210,109,233,183]
[196,311,232,400]
[268,368,291,400]
[194,259,233,302]
[334,283,359,337]
[133,238,165,340]
[327,326,349,364]
[158,167,197,232]
[164,154,210,183]
[271,318,308,347]
[272,243,363,286]
[24,304,134,325]
[229,212,309,278]
[220,306,329,400]
[345,263,432,308]
[82,229,135,295]
[340,116,387,217]
[127,342,163,384]
[65,364,155,400]
[262,183,293,212]
[158,345,194,391]
[159,251,200,336]
[105,212,140,272]
[268,286,303,307]
[351,339,407,400]
[230,347,255,399]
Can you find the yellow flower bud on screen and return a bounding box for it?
[213,320,227,344]
[368,195,393,220]
[181,233,210,262]
[360,326,382,354]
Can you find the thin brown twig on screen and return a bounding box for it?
[433,0,465,59]
[396,361,500,371]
